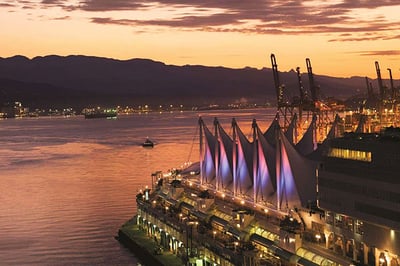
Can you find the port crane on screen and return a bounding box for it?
[388,68,396,101]
[306,58,339,140]
[306,58,319,105]
[365,77,374,100]
[375,61,386,102]
[270,54,341,142]
[359,61,400,131]
[374,61,399,127]
[271,53,296,130]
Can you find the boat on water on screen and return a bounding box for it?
[142,138,154,148]
[85,112,117,119]
[84,108,117,119]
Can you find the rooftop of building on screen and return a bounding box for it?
[339,126,400,142]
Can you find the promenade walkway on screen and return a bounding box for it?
[118,220,184,266]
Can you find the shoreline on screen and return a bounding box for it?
[117,217,184,266]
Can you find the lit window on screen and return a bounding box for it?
[328,148,372,162]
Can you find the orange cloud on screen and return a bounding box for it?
[358,50,400,56]
[0,0,397,42]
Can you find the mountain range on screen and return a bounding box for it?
[0,55,386,109]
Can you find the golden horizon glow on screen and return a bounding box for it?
[1,1,400,78]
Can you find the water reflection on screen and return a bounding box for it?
[0,109,274,265]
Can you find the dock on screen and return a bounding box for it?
[118,218,184,266]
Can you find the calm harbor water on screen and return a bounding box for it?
[0,108,275,265]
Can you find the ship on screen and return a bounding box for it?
[142,137,154,148]
[83,107,117,119]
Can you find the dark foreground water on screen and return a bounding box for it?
[0,109,275,265]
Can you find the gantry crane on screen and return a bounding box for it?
[360,61,400,131]
[270,53,296,130]
[306,58,319,105]
[269,54,341,142]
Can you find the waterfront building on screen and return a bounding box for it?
[0,101,27,118]
[319,128,400,266]
[131,114,399,266]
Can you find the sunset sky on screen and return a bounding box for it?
[1,0,400,78]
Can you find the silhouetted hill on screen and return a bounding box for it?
[0,55,385,109]
[0,78,112,109]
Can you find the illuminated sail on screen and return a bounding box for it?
[277,130,317,210]
[199,118,216,186]
[200,115,317,211]
[233,120,253,197]
[216,120,233,192]
[255,124,276,205]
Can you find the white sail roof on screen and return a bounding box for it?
[233,120,254,197]
[200,118,216,185]
[199,115,319,211]
[278,129,317,210]
[263,114,280,146]
[216,120,234,191]
[295,114,317,155]
[255,124,276,205]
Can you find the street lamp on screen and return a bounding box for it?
[315,234,321,244]
[234,241,239,252]
[185,220,197,265]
